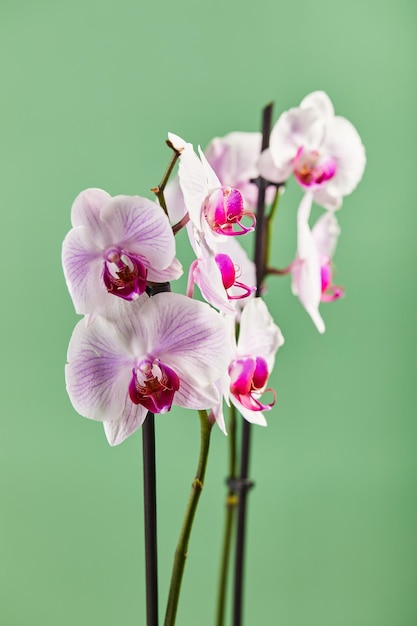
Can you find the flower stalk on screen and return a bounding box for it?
[233,102,274,626]
[164,410,214,626]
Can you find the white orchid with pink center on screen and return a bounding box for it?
[65,292,231,445]
[289,192,343,333]
[212,298,284,429]
[62,188,182,315]
[258,91,366,209]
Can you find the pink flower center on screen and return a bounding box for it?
[103,248,147,300]
[320,256,344,302]
[215,254,255,300]
[203,186,256,236]
[228,356,276,412]
[129,358,180,413]
[294,147,337,188]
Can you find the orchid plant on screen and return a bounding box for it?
[63,91,365,626]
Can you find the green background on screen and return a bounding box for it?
[1,0,416,625]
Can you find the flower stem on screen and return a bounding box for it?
[163,410,214,626]
[151,140,182,216]
[142,413,159,626]
[233,102,274,626]
[215,403,238,626]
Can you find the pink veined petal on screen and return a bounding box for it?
[147,257,183,283]
[141,293,231,387]
[312,211,340,258]
[71,188,112,231]
[62,227,107,314]
[103,399,148,446]
[300,91,335,118]
[174,378,221,411]
[65,315,134,422]
[100,195,175,270]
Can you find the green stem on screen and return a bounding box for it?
[164,410,213,626]
[151,140,181,216]
[216,404,238,626]
[265,186,283,278]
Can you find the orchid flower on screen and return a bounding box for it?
[168,132,256,251]
[65,292,231,445]
[289,192,343,333]
[258,91,366,209]
[62,188,182,315]
[165,131,274,225]
[212,298,284,429]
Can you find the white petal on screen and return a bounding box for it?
[177,143,207,230]
[230,395,267,426]
[175,379,221,411]
[321,116,366,198]
[257,148,289,183]
[269,107,325,171]
[164,176,187,224]
[300,91,335,117]
[198,146,222,190]
[312,211,340,258]
[236,298,284,371]
[168,132,188,152]
[291,193,325,333]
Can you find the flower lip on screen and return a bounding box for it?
[228,356,276,412]
[203,186,256,236]
[129,358,180,413]
[103,249,147,300]
[294,147,337,189]
[320,257,344,302]
[214,253,255,301]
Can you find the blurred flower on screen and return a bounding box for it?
[258,91,366,209]
[65,292,231,445]
[62,188,182,315]
[289,192,343,333]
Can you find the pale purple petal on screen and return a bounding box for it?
[71,188,112,232]
[141,293,231,386]
[66,315,133,422]
[62,227,107,314]
[174,379,221,411]
[100,196,175,270]
[147,257,183,283]
[104,401,147,446]
[257,148,289,183]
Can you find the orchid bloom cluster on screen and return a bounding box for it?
[62,90,365,626]
[63,90,365,445]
